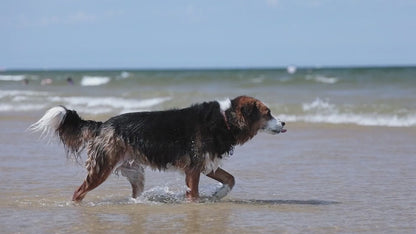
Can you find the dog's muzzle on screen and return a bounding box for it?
[263,118,287,134]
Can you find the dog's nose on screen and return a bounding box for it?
[281,121,285,126]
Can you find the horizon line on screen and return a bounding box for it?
[1,64,415,72]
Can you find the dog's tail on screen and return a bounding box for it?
[29,106,102,160]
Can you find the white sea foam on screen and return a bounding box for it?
[47,96,171,114]
[302,98,335,111]
[80,76,111,86]
[0,90,49,99]
[289,98,416,127]
[0,90,49,112]
[0,88,170,114]
[281,113,416,127]
[0,74,26,81]
[306,75,338,84]
[0,103,46,112]
[130,184,224,204]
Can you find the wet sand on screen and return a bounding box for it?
[1,116,415,233]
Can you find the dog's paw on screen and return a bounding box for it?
[211,184,231,200]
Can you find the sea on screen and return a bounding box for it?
[1,67,415,233]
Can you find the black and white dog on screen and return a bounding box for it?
[30,96,286,201]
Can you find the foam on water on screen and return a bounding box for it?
[48,96,171,114]
[281,98,416,127]
[305,75,339,84]
[0,74,26,81]
[0,90,49,111]
[18,183,224,208]
[0,90,48,98]
[128,183,223,204]
[0,88,171,114]
[81,76,111,86]
[0,103,46,112]
[282,113,416,127]
[302,98,335,111]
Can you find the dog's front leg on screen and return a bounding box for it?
[206,167,235,200]
[185,169,200,201]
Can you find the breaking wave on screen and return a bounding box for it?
[305,75,339,84]
[81,76,111,86]
[0,74,26,81]
[281,113,416,127]
[280,98,416,127]
[0,90,171,114]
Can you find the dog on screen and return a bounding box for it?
[30,96,286,202]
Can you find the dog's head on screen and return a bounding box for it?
[228,96,286,143]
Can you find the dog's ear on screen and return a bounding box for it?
[230,101,260,130]
[229,97,260,130]
[241,101,259,120]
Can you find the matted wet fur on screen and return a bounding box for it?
[30,96,286,201]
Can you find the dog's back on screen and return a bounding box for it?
[102,101,235,169]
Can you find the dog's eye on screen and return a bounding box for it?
[265,109,272,118]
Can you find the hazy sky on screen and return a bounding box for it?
[1,0,415,69]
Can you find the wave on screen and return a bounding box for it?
[0,74,26,81]
[305,75,338,84]
[81,76,111,86]
[47,96,172,114]
[0,90,48,98]
[302,98,335,111]
[0,89,171,114]
[280,98,416,127]
[281,113,416,127]
[0,103,47,112]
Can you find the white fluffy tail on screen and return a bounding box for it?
[29,106,67,138]
[30,106,102,159]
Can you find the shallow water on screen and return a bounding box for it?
[1,67,415,232]
[1,116,415,233]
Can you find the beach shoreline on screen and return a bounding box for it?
[1,115,415,233]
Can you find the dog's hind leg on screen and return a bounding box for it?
[72,152,120,202]
[119,161,145,198]
[206,167,235,200]
[72,165,114,202]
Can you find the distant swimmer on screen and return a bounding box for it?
[41,78,53,86]
[67,77,74,85]
[22,78,29,85]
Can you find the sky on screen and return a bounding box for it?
[1,0,415,69]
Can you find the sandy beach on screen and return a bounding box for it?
[1,113,415,233]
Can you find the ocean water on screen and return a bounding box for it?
[1,67,416,126]
[1,67,416,233]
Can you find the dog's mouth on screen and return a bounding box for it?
[274,128,287,134]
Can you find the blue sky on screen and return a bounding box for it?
[1,0,415,69]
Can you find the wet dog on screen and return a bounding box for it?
[30,96,286,201]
